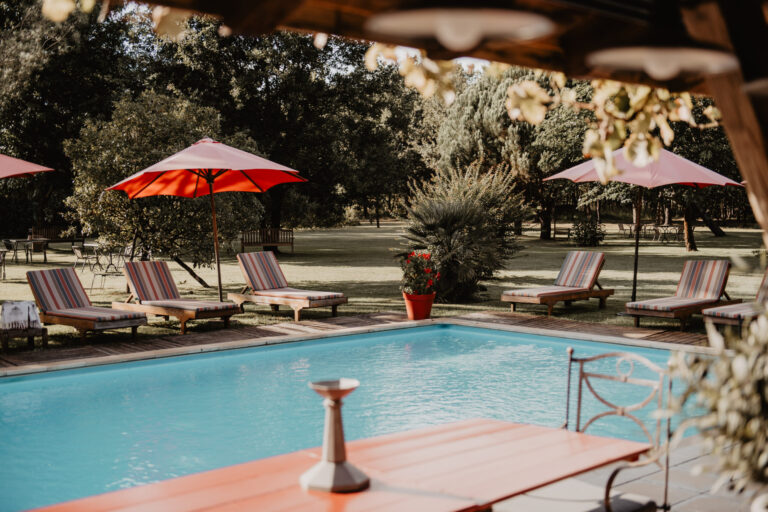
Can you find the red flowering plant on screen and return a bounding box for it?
[400,251,440,295]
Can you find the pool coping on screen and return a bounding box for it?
[0,316,719,378]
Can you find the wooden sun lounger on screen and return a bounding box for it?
[227,251,347,322]
[702,267,768,327]
[501,251,614,316]
[114,261,241,334]
[27,268,147,341]
[625,260,741,330]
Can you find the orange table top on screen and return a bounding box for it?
[37,419,650,512]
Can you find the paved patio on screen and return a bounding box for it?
[0,311,748,509]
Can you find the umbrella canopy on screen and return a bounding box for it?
[545,148,743,302]
[109,138,304,198]
[545,148,742,188]
[108,138,307,302]
[0,153,54,179]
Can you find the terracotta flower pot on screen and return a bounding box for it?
[402,291,436,320]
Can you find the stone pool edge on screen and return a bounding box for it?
[0,315,718,378]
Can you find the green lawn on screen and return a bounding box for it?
[1,220,764,347]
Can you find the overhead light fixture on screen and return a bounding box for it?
[586,2,739,81]
[365,8,554,53]
[587,45,739,81]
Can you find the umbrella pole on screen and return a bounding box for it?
[208,181,223,302]
[631,188,643,303]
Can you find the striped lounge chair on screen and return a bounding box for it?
[227,251,347,322]
[114,261,242,334]
[626,260,740,330]
[500,251,614,316]
[27,268,147,340]
[702,267,768,327]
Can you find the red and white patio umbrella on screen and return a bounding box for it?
[0,153,53,179]
[545,148,743,301]
[108,138,307,301]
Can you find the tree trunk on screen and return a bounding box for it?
[595,200,600,224]
[513,218,523,236]
[692,203,726,237]
[664,203,671,225]
[539,204,552,240]
[683,205,698,252]
[374,198,381,228]
[172,257,210,288]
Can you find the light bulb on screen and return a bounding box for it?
[434,15,483,52]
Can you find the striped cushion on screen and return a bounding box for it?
[237,252,288,291]
[626,297,716,312]
[554,252,604,289]
[27,268,91,312]
[143,300,241,313]
[756,269,768,302]
[46,306,145,322]
[503,286,589,298]
[124,261,181,301]
[703,302,764,320]
[251,287,344,301]
[675,260,729,299]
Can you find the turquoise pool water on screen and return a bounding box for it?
[0,324,674,511]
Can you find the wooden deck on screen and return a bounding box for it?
[38,419,651,512]
[0,311,708,371]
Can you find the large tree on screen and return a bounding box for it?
[0,1,153,234]
[434,68,589,239]
[64,90,265,284]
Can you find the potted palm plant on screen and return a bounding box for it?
[400,251,439,320]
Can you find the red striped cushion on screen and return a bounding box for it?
[143,300,241,313]
[124,261,181,301]
[27,268,91,312]
[251,287,344,301]
[626,297,716,312]
[703,302,764,320]
[675,260,729,299]
[502,286,589,298]
[47,306,145,322]
[554,252,604,289]
[237,252,288,291]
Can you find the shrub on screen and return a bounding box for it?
[669,318,768,494]
[403,162,529,302]
[571,217,605,246]
[400,251,440,295]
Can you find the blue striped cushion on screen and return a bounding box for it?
[626,297,715,312]
[237,252,288,291]
[143,300,241,313]
[703,302,764,320]
[124,261,181,301]
[554,252,604,289]
[675,260,729,300]
[47,306,145,322]
[503,286,588,298]
[27,268,91,312]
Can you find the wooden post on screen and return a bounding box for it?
[208,179,224,302]
[631,188,643,303]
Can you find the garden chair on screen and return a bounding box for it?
[72,245,99,271]
[228,251,347,322]
[703,266,768,327]
[26,267,147,341]
[115,261,241,334]
[625,259,740,330]
[617,223,631,237]
[500,348,669,512]
[501,251,614,316]
[0,250,5,280]
[4,239,29,264]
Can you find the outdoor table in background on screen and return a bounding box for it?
[83,242,124,272]
[39,419,651,512]
[6,238,48,263]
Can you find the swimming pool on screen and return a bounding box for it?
[0,324,674,511]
